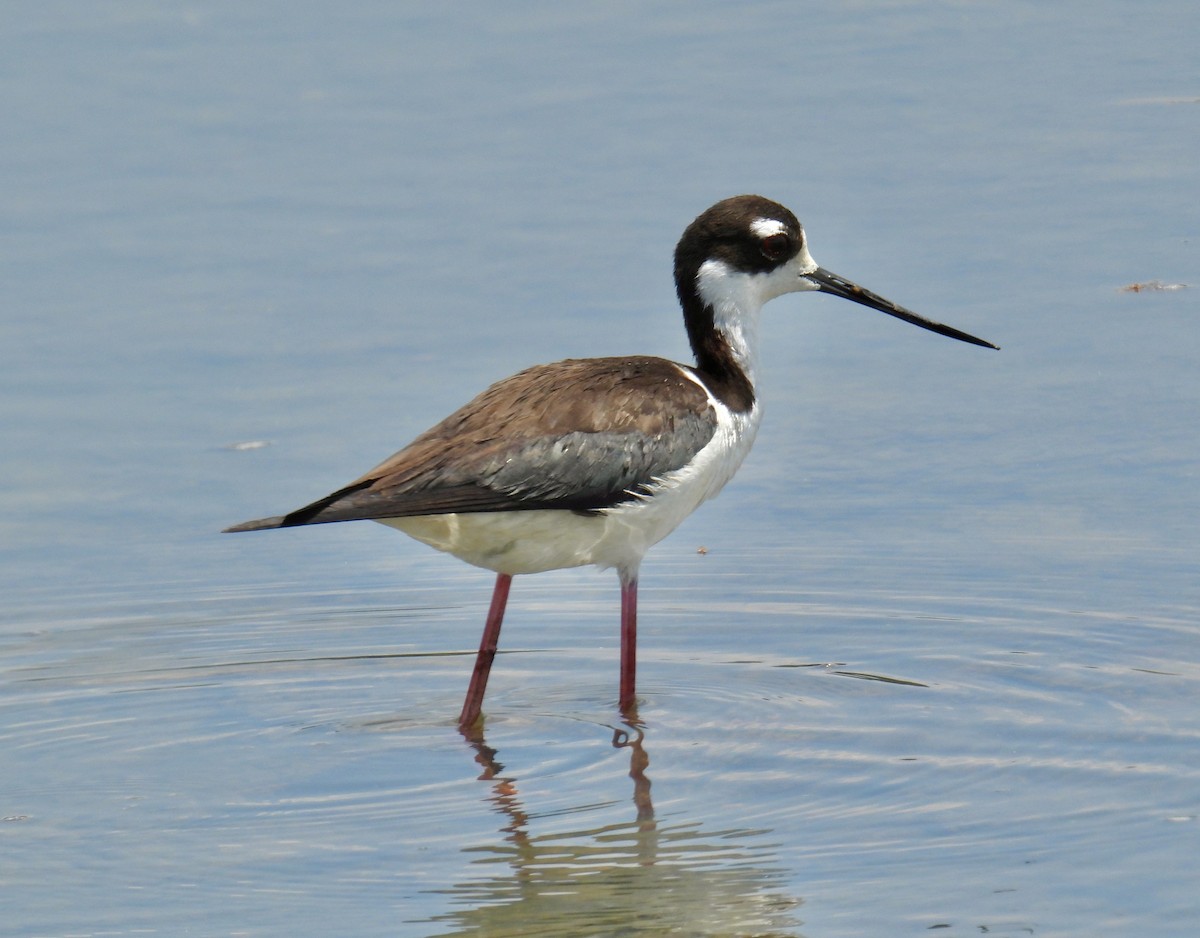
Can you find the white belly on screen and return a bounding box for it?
[380,397,761,577]
[381,508,636,576]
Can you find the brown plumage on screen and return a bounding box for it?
[224,356,717,531]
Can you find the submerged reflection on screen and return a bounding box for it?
[426,722,804,937]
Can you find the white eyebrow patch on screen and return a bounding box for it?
[749,217,787,239]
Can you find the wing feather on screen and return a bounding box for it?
[225,357,717,531]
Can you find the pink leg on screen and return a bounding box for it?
[619,574,638,714]
[458,573,513,730]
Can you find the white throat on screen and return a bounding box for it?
[695,247,820,384]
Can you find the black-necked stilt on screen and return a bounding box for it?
[225,195,997,729]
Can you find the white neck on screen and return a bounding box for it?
[695,248,819,386]
[695,260,766,385]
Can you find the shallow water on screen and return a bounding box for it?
[3,2,1199,935]
[6,544,1198,934]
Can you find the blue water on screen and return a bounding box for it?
[2,2,1198,935]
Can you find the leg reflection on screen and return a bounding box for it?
[437,720,804,936]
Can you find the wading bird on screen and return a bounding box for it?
[225,195,997,729]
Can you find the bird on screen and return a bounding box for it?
[225,194,997,729]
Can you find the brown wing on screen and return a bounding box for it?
[224,356,717,531]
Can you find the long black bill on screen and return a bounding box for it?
[808,266,999,350]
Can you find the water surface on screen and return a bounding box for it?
[2,2,1198,935]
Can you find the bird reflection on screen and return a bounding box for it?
[426,721,805,937]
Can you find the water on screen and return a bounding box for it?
[2,2,1198,935]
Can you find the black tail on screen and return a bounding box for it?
[222,515,288,533]
[222,480,377,533]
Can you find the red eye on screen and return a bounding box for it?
[760,233,790,260]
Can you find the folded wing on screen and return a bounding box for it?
[224,356,717,531]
